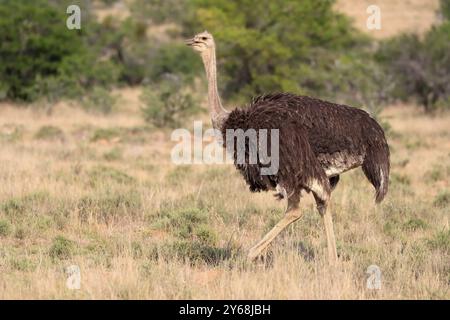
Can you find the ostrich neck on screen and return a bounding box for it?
[201,48,228,129]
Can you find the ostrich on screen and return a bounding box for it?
[186,31,390,262]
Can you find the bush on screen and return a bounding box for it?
[81,87,119,115]
[440,0,450,20]
[141,78,198,128]
[182,0,370,102]
[34,125,65,141]
[148,43,202,82]
[0,1,83,101]
[0,1,122,103]
[77,189,141,223]
[0,220,11,237]
[49,235,75,260]
[376,21,450,113]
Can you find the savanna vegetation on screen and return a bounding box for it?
[0,0,448,299]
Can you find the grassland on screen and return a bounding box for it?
[0,89,448,299]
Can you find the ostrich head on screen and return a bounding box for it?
[185,31,215,54]
[185,31,228,130]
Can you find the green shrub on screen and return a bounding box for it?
[130,0,190,24]
[0,124,24,142]
[427,230,450,254]
[183,0,371,102]
[0,220,11,237]
[377,21,450,113]
[141,78,198,128]
[151,240,234,265]
[9,257,36,272]
[88,165,136,186]
[149,43,202,82]
[34,125,65,141]
[403,218,428,231]
[81,87,119,115]
[49,236,75,260]
[440,0,450,20]
[77,189,141,223]
[103,148,123,161]
[90,128,122,142]
[0,1,121,103]
[0,191,49,219]
[151,206,218,244]
[0,1,82,101]
[433,191,450,209]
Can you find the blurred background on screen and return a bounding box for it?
[0,0,448,299]
[0,0,449,122]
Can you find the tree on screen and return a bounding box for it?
[376,23,450,112]
[0,0,120,102]
[182,0,370,101]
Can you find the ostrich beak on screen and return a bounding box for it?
[185,38,195,46]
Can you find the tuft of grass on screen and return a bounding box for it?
[88,165,135,187]
[0,124,23,142]
[34,125,64,141]
[0,191,50,219]
[149,240,235,266]
[391,173,411,186]
[81,86,118,115]
[77,189,142,224]
[433,190,450,208]
[403,218,428,231]
[424,164,450,183]
[103,148,123,161]
[427,230,450,254]
[9,257,36,272]
[151,207,214,241]
[0,219,11,237]
[49,236,75,260]
[166,166,192,184]
[90,128,122,142]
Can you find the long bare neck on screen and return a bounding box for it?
[201,47,228,129]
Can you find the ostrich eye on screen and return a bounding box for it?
[201,37,207,40]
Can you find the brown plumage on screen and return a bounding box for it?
[186,31,390,262]
[222,93,390,204]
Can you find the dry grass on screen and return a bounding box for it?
[0,92,448,299]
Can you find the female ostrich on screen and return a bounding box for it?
[186,31,390,262]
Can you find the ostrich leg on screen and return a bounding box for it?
[248,197,302,260]
[313,194,338,263]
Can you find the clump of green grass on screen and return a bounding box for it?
[0,191,50,219]
[147,240,236,266]
[166,166,192,184]
[0,219,11,237]
[9,257,36,272]
[427,230,450,254]
[90,128,122,142]
[403,218,428,231]
[49,236,75,260]
[433,190,450,208]
[34,125,64,141]
[77,189,142,223]
[424,164,450,183]
[0,124,23,142]
[88,165,135,187]
[103,148,123,161]
[81,86,118,115]
[151,207,216,243]
[390,173,411,186]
